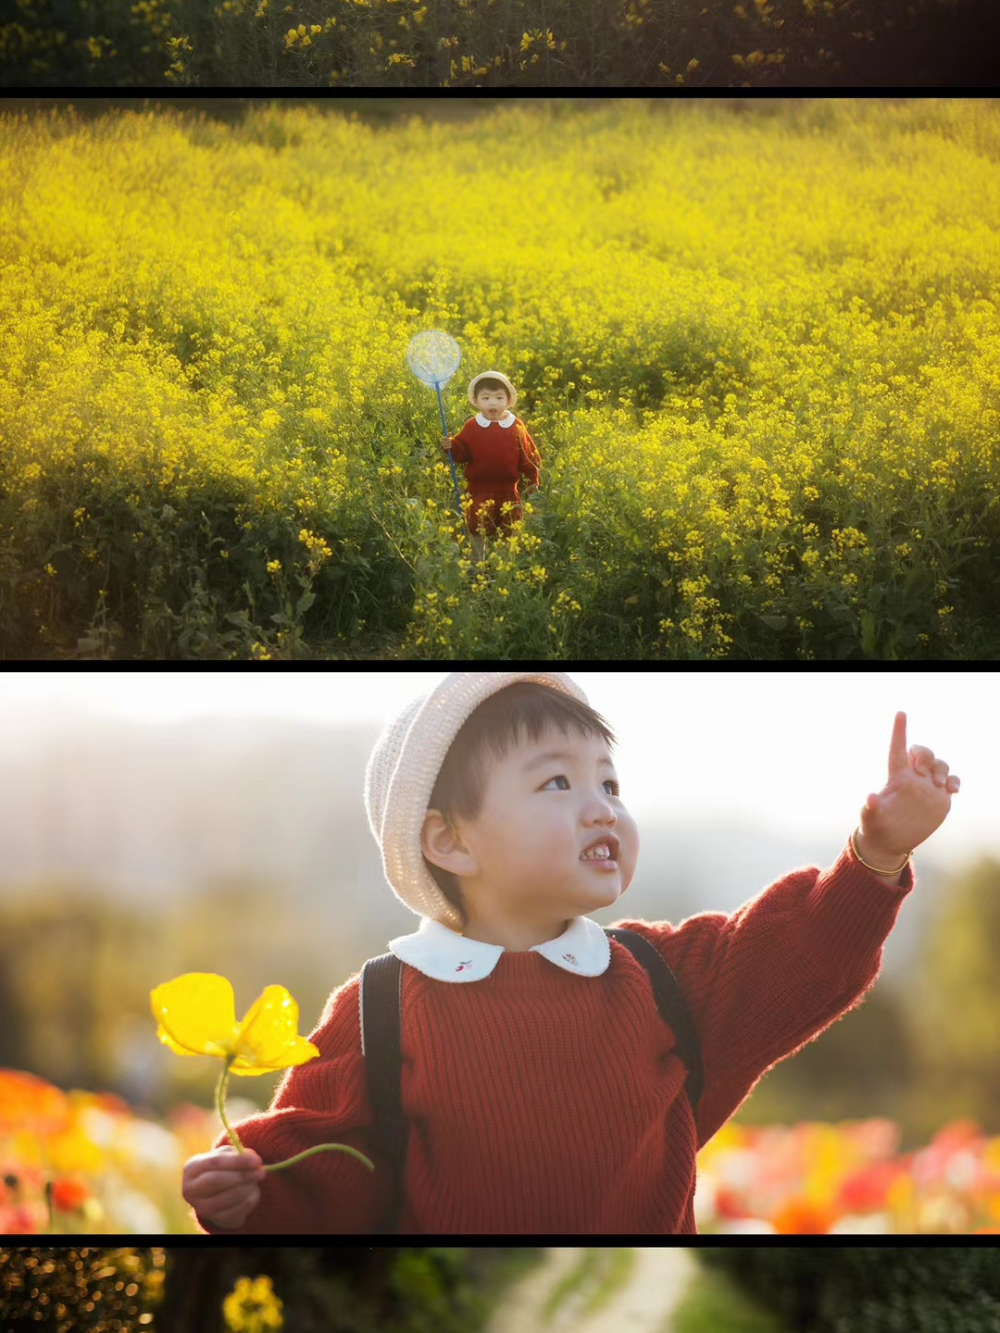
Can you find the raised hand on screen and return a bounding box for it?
[859,712,960,862]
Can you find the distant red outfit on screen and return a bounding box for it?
[448,413,541,536]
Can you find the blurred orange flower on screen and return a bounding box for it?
[51,1176,91,1212]
[0,1070,72,1135]
[773,1197,838,1233]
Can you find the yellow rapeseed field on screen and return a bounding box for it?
[2,98,999,661]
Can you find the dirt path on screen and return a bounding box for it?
[489,1249,697,1333]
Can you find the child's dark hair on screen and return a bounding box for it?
[424,682,617,928]
[474,377,509,399]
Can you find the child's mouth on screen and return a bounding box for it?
[581,847,619,871]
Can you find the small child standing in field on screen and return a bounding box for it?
[182,672,960,1236]
[440,372,541,564]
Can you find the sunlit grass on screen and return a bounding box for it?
[674,1268,789,1333]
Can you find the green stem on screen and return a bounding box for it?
[216,1059,244,1153]
[264,1144,375,1173]
[216,1057,375,1174]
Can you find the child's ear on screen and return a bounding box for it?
[422,810,476,876]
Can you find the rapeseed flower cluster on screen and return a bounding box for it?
[2,99,999,661]
[0,0,971,84]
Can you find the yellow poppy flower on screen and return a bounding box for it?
[151,973,373,1176]
[150,974,320,1076]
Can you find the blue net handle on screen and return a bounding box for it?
[407,331,464,519]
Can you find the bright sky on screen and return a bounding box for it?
[0,671,992,857]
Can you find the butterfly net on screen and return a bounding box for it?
[406,330,462,387]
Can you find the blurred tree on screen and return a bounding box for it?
[735,985,915,1134]
[734,857,1000,1147]
[0,889,158,1094]
[0,880,335,1115]
[0,953,28,1071]
[906,856,1000,1139]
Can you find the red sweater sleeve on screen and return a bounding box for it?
[613,839,915,1150]
[194,975,392,1235]
[518,424,541,486]
[449,420,474,465]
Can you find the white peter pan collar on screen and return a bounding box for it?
[475,411,517,428]
[389,915,611,983]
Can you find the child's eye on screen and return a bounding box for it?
[543,775,621,797]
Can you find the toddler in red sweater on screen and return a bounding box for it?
[440,371,541,563]
[182,672,960,1236]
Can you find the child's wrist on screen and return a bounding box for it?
[851,829,911,875]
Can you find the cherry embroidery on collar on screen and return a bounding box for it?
[563,954,578,966]
[455,960,474,973]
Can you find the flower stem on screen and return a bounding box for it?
[216,1059,244,1153]
[215,1058,374,1174]
[264,1144,375,1173]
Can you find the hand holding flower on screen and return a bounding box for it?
[151,974,374,1179]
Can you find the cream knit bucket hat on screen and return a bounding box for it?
[468,371,517,409]
[364,672,588,930]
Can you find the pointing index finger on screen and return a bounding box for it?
[888,711,908,778]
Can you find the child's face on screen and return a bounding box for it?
[423,724,640,935]
[475,387,510,421]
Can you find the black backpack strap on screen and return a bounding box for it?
[360,953,408,1235]
[606,928,704,1112]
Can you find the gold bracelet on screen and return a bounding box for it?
[851,829,912,877]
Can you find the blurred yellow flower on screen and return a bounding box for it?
[225,1276,284,1333]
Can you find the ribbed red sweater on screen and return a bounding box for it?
[196,841,913,1235]
[448,416,541,536]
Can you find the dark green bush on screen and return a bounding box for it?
[701,1250,1000,1333]
[272,1249,547,1333]
[699,1252,827,1331]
